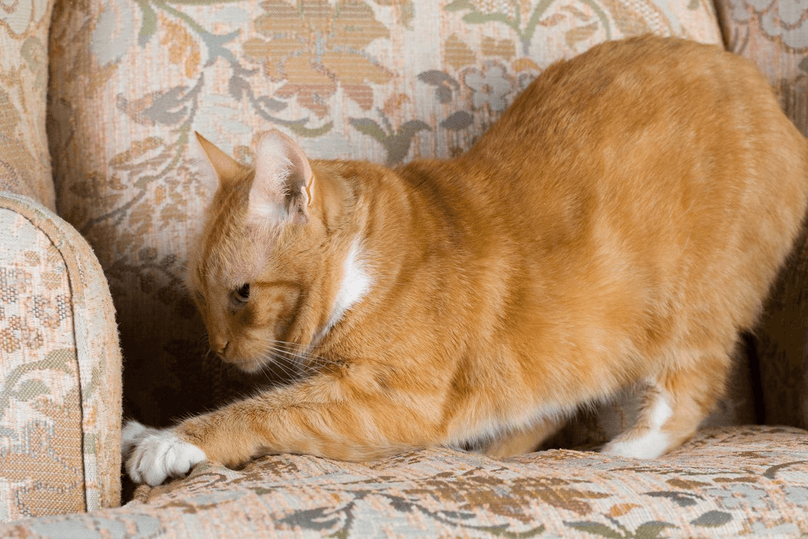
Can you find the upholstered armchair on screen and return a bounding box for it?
[1,0,807,535]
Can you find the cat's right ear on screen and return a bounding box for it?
[248,130,314,227]
[193,132,245,193]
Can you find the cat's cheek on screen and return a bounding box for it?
[123,421,206,486]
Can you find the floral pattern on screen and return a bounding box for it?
[726,0,808,51]
[0,0,55,209]
[1,426,807,536]
[243,0,393,117]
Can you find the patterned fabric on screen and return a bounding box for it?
[0,194,123,521]
[715,0,808,430]
[0,0,56,210]
[47,0,726,436]
[0,426,806,536]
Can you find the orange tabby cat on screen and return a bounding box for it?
[123,35,808,486]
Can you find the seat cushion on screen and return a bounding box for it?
[0,0,56,209]
[1,426,806,536]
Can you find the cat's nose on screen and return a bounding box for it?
[210,337,229,356]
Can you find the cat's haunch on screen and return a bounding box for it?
[123,35,808,486]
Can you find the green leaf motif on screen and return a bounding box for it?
[475,524,546,538]
[15,379,49,401]
[286,121,334,138]
[634,521,677,539]
[462,12,512,25]
[349,118,388,143]
[0,349,73,415]
[445,0,474,12]
[441,111,473,131]
[691,510,732,528]
[350,117,431,164]
[565,522,623,538]
[136,0,158,47]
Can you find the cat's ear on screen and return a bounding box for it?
[193,132,245,193]
[248,130,314,226]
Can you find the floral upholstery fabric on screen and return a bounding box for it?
[715,0,808,430]
[0,426,806,537]
[0,194,123,521]
[0,0,56,210]
[47,0,726,437]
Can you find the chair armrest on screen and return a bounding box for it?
[0,193,122,521]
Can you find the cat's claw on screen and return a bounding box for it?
[122,420,206,486]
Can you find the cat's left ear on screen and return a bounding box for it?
[248,130,315,226]
[193,132,246,193]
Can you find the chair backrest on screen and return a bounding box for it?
[0,0,56,210]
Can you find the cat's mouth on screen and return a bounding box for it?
[233,357,266,374]
[222,350,307,382]
[216,353,266,374]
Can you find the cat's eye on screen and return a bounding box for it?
[233,283,250,304]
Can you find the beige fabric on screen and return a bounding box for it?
[0,426,806,536]
[715,0,808,430]
[47,0,728,441]
[0,194,123,520]
[0,0,56,210]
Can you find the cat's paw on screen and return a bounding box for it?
[122,420,206,486]
[601,430,670,460]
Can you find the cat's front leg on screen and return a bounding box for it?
[122,420,207,486]
[124,374,439,485]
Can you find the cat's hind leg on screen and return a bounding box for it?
[602,346,731,459]
[483,416,564,458]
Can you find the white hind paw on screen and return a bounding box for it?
[602,434,670,460]
[123,420,206,486]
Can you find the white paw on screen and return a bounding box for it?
[602,431,670,459]
[122,420,206,486]
[601,433,668,460]
[602,387,672,459]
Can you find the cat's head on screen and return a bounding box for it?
[186,131,354,373]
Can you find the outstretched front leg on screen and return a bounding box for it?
[123,374,442,485]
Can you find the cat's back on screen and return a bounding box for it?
[451,34,808,336]
[468,35,806,196]
[460,35,808,254]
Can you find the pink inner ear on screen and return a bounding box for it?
[248,130,314,223]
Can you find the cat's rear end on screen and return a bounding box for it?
[446,36,808,457]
